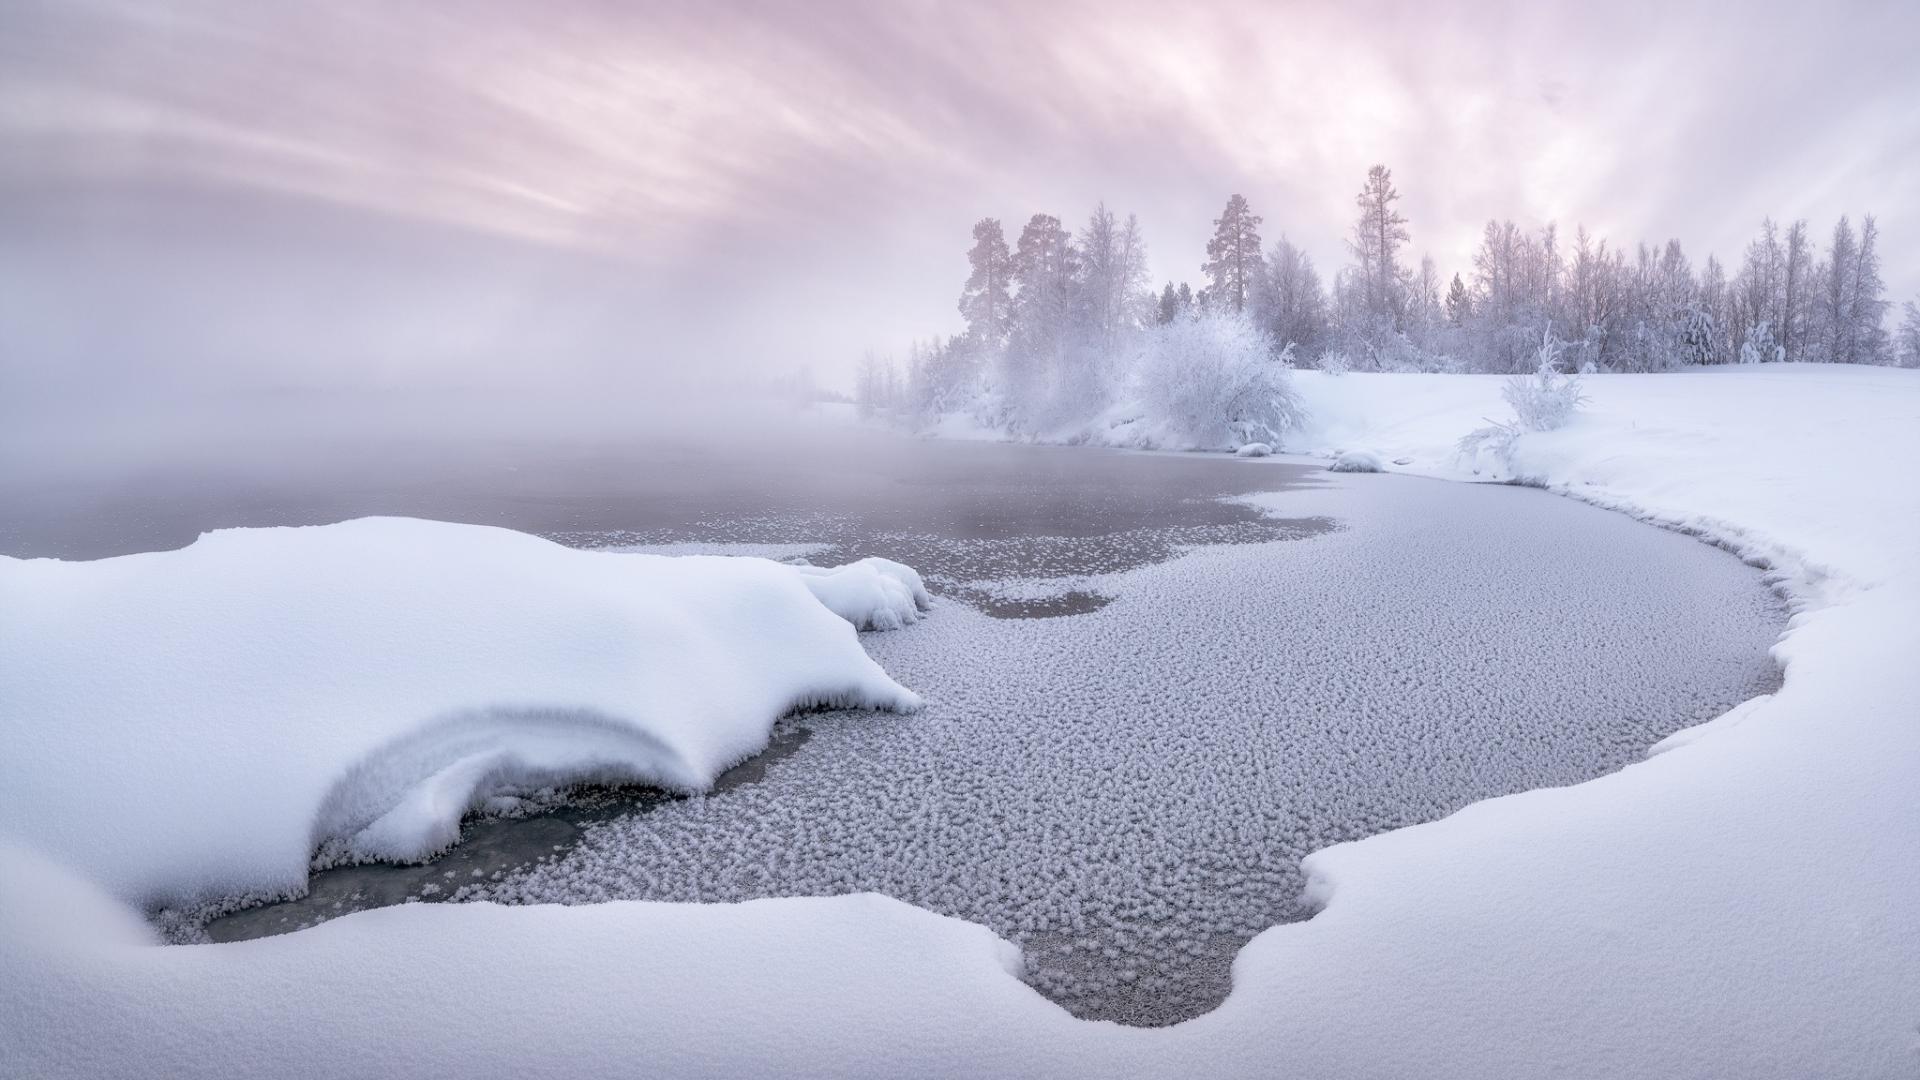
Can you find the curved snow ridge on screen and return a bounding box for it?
[0,517,923,906]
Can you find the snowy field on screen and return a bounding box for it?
[2,363,1917,1077]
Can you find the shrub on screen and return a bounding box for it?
[1131,311,1304,450]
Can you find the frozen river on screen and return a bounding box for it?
[6,429,1784,1026]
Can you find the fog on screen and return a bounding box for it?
[3,0,1917,462]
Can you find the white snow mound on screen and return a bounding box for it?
[0,517,923,905]
[1328,449,1385,473]
[795,557,934,630]
[1234,442,1273,458]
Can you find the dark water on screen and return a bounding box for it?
[0,426,1321,561]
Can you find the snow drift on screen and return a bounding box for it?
[1326,449,1383,473]
[0,517,922,905]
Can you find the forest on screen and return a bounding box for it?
[857,166,1920,439]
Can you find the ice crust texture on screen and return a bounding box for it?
[0,518,922,906]
[468,474,1780,1024]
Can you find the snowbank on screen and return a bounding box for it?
[3,365,1917,1078]
[0,518,921,905]
[796,557,933,630]
[1326,449,1383,473]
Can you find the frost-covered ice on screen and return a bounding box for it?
[1326,449,1383,473]
[609,541,836,561]
[0,517,919,905]
[462,475,1778,1024]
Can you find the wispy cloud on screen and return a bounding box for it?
[3,0,1915,382]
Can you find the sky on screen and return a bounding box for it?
[2,0,1917,396]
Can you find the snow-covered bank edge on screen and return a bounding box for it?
[0,518,930,909]
[1196,364,1919,1076]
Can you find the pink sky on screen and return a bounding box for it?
[3,0,1916,388]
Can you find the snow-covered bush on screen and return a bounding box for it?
[1457,335,1587,470]
[1235,442,1273,458]
[1328,449,1384,473]
[1130,311,1303,450]
[1501,344,1586,432]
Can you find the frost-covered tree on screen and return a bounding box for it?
[1812,215,1885,364]
[1812,216,1858,363]
[854,351,905,418]
[1003,213,1080,423]
[1346,165,1411,345]
[1897,300,1920,368]
[1733,219,1784,365]
[1256,237,1329,359]
[958,218,1012,349]
[1469,220,1535,372]
[1406,254,1444,352]
[1698,255,1733,364]
[1780,220,1814,362]
[1078,204,1151,354]
[1132,308,1301,448]
[1202,194,1263,315]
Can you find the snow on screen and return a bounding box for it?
[1233,442,1272,458]
[3,364,1918,1077]
[0,517,920,906]
[1326,449,1383,473]
[794,557,933,631]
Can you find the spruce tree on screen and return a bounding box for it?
[1202,194,1263,314]
[958,218,1012,348]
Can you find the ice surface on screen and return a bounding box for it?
[0,518,919,905]
[462,475,1779,1024]
[609,541,835,560]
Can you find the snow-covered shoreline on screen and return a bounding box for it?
[2,364,1915,1078]
[0,518,927,907]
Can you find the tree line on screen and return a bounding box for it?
[857,166,1920,426]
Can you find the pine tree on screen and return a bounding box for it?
[1348,164,1411,333]
[1202,194,1263,314]
[958,218,1012,348]
[1445,273,1471,326]
[1002,213,1080,422]
[1157,283,1181,325]
[1010,213,1078,337]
